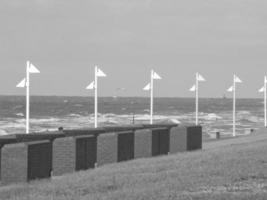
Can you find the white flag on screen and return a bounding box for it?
[227,86,234,92]
[143,83,151,91]
[189,85,196,92]
[96,68,106,77]
[197,74,205,82]
[28,63,40,74]
[234,75,242,83]
[259,86,265,93]
[86,81,95,90]
[16,78,26,88]
[152,72,161,80]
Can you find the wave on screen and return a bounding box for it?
[0,111,263,135]
[238,117,260,124]
[237,110,251,116]
[169,119,181,124]
[15,113,24,117]
[22,118,60,124]
[68,113,83,117]
[0,129,8,135]
[201,113,222,121]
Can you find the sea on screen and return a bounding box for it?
[0,96,265,138]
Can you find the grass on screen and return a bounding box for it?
[0,131,267,200]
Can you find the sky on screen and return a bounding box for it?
[0,0,267,97]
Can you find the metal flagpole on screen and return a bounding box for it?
[195,72,199,125]
[264,76,267,127]
[233,75,236,137]
[86,66,106,128]
[150,70,154,124]
[26,61,30,134]
[258,77,267,127]
[227,74,241,137]
[143,70,161,125]
[17,61,40,134]
[94,66,98,128]
[190,73,205,126]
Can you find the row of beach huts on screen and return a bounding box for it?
[0,124,202,185]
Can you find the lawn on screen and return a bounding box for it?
[0,130,267,200]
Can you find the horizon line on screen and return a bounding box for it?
[0,94,263,100]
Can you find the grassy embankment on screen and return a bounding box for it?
[0,129,267,200]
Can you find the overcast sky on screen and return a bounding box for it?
[0,0,267,97]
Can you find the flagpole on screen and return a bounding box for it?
[150,70,154,124]
[264,76,267,127]
[233,75,236,137]
[26,61,30,134]
[16,61,40,134]
[195,72,199,125]
[94,66,98,128]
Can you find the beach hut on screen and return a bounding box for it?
[1,140,52,184]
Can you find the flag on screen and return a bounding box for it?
[28,63,40,74]
[227,86,234,92]
[16,78,26,88]
[197,74,205,82]
[234,75,242,83]
[259,86,265,93]
[86,81,95,90]
[96,68,106,77]
[152,71,161,80]
[189,85,196,92]
[143,83,151,91]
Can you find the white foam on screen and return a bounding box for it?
[0,129,8,135]
[15,113,24,117]
[237,110,251,115]
[0,110,261,135]
[202,113,222,120]
[26,118,60,124]
[68,113,82,117]
[169,119,181,124]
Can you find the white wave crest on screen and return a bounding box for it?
[15,113,24,117]
[202,113,222,121]
[0,129,8,135]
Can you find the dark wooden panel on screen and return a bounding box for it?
[28,142,52,181]
[118,132,134,162]
[86,136,97,169]
[151,129,160,156]
[76,138,88,171]
[159,128,170,155]
[187,126,202,151]
[151,128,170,156]
[76,136,97,171]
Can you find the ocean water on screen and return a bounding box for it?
[0,96,265,137]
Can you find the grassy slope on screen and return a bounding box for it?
[0,131,267,200]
